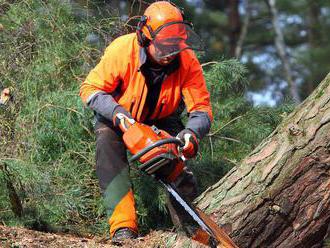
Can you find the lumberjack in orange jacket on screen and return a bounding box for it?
[79,1,213,244]
[80,32,213,131]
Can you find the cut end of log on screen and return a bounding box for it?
[0,88,11,105]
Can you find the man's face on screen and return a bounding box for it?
[144,21,203,66]
[147,43,178,66]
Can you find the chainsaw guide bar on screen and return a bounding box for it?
[160,180,238,248]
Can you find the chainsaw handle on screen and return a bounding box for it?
[115,113,135,132]
[129,138,184,163]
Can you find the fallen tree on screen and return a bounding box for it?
[192,73,330,247]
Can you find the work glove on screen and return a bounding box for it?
[176,129,199,159]
[112,105,133,127]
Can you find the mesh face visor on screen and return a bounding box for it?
[150,21,204,60]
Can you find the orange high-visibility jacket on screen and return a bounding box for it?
[80,33,212,132]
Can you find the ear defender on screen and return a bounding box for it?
[136,15,150,47]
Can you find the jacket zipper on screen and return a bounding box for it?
[156,99,166,119]
[129,97,136,113]
[136,84,146,119]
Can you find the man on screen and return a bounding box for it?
[79,1,213,243]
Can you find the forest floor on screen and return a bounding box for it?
[0,225,204,248]
[0,225,162,248]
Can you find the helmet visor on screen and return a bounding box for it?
[151,22,204,60]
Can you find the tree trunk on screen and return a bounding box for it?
[228,0,241,57]
[235,0,250,59]
[194,73,330,247]
[266,0,301,103]
[304,0,322,96]
[307,0,321,48]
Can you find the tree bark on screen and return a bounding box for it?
[266,0,301,103]
[194,73,330,247]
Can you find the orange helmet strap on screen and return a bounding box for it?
[152,21,193,38]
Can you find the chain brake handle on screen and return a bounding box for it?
[129,137,184,163]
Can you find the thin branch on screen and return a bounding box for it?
[208,116,243,137]
[201,61,219,67]
[124,15,142,27]
[37,103,84,118]
[209,136,214,161]
[223,157,239,166]
[218,136,241,143]
[0,158,25,164]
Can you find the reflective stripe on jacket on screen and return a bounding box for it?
[80,33,213,124]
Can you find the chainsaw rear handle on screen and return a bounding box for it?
[129,138,184,163]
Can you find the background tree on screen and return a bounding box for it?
[177,0,330,105]
[266,0,300,103]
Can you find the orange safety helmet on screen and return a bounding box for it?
[136,1,204,60]
[140,1,184,41]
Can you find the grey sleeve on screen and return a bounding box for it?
[186,111,211,140]
[86,91,119,121]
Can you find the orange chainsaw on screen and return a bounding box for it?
[116,113,239,248]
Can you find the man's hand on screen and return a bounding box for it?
[112,105,133,127]
[176,129,199,159]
